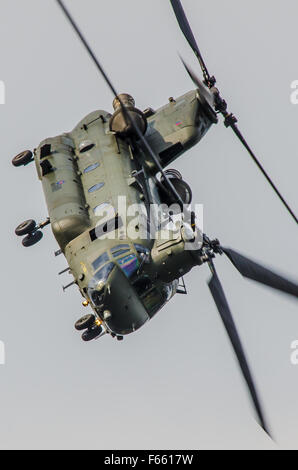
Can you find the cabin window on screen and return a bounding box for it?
[79,140,95,153]
[92,252,109,271]
[93,203,115,216]
[88,182,105,193]
[84,163,100,173]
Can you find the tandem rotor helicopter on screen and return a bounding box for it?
[12,0,298,436]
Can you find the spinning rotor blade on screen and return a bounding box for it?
[208,266,270,436]
[56,0,118,98]
[55,0,184,208]
[169,0,211,84]
[222,248,298,299]
[180,58,214,108]
[170,0,298,226]
[226,124,298,225]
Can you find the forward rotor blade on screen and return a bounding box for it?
[170,0,211,84]
[56,0,185,208]
[208,268,270,436]
[180,58,214,108]
[56,0,118,98]
[222,248,298,299]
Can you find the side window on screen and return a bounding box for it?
[93,203,115,216]
[88,182,105,193]
[79,140,95,153]
[84,163,100,173]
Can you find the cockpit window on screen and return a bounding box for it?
[118,253,139,278]
[94,262,115,285]
[134,244,150,255]
[92,252,109,271]
[111,244,130,258]
[88,262,115,307]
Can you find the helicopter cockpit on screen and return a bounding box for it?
[86,242,175,335]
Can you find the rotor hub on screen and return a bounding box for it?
[109,93,147,138]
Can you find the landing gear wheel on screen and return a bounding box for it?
[22,231,43,247]
[15,219,37,236]
[75,314,95,331]
[82,325,104,342]
[12,150,33,167]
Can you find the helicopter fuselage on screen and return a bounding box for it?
[34,89,217,336]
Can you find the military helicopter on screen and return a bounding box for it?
[11,0,298,436]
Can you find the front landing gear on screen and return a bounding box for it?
[75,314,95,331]
[15,217,50,248]
[82,324,105,342]
[75,315,106,342]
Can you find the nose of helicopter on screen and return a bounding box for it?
[103,266,150,336]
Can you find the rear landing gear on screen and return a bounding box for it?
[15,219,37,237]
[22,231,43,247]
[12,150,34,167]
[15,217,50,248]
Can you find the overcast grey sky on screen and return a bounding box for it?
[0,0,297,450]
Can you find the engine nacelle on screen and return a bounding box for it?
[159,169,193,206]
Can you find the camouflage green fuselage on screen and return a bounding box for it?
[34,90,216,335]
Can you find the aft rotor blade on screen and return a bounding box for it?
[222,248,298,299]
[170,1,298,225]
[170,0,211,84]
[208,268,270,436]
[181,58,214,108]
[228,122,298,225]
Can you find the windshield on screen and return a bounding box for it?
[117,253,139,278]
[111,244,130,258]
[92,252,109,271]
[88,262,115,306]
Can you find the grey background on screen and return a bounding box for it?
[0,0,297,450]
